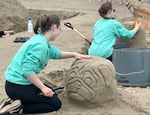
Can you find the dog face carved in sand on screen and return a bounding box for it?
[66,57,117,107]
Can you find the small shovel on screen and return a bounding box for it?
[64,22,91,45]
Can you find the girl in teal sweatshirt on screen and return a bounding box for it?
[88,1,141,61]
[0,14,91,114]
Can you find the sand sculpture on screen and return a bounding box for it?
[80,42,91,54]
[116,22,147,48]
[65,57,117,107]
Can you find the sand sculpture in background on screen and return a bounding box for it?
[66,57,117,107]
[0,0,81,33]
[116,22,147,48]
[0,0,28,32]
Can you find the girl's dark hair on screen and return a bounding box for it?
[34,14,60,34]
[98,2,112,18]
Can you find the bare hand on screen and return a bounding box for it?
[41,86,55,97]
[135,21,142,29]
[75,53,92,60]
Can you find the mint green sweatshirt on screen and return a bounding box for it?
[5,34,61,85]
[88,18,135,58]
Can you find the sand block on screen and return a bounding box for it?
[66,57,117,107]
[116,21,147,48]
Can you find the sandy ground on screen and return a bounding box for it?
[0,0,150,115]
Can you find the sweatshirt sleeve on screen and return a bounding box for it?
[22,44,46,77]
[48,44,61,59]
[114,21,135,39]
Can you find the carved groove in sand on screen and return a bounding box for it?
[66,57,117,107]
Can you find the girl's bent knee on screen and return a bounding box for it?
[53,99,62,111]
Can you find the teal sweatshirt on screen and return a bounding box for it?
[5,34,61,85]
[88,18,135,58]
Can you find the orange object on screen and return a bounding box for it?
[133,7,150,30]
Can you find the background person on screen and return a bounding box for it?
[0,30,15,38]
[88,1,141,61]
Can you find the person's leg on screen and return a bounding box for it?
[4,30,15,35]
[23,94,61,113]
[5,81,61,114]
[0,98,21,114]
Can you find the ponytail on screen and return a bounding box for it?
[33,14,60,34]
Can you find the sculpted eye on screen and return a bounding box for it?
[84,77,92,85]
[83,71,97,88]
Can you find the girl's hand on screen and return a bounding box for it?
[134,21,142,29]
[75,53,92,59]
[41,86,55,97]
[132,21,142,33]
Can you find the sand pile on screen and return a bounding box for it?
[0,0,28,32]
[0,0,84,33]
